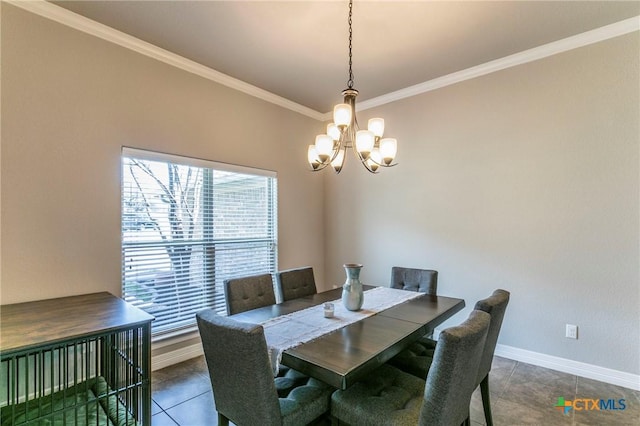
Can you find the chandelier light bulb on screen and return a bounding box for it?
[368,118,385,138]
[307,145,321,170]
[379,138,398,165]
[356,130,375,159]
[367,149,382,172]
[327,123,341,141]
[315,134,334,162]
[333,104,352,128]
[331,149,346,173]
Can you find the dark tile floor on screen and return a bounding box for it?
[151,356,640,425]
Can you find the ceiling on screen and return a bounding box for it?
[50,1,640,114]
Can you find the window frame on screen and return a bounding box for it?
[121,147,278,337]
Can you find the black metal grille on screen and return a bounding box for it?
[1,327,148,426]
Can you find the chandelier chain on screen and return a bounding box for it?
[347,0,354,89]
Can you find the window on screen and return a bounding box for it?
[121,148,277,336]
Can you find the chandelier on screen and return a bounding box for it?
[307,0,398,174]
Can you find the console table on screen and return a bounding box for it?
[0,292,154,425]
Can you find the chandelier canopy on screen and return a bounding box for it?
[307,0,398,174]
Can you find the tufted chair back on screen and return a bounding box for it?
[275,267,317,302]
[197,310,332,426]
[390,267,438,295]
[224,273,276,315]
[197,310,281,425]
[420,310,490,426]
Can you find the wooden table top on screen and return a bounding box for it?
[0,292,155,355]
[231,286,465,389]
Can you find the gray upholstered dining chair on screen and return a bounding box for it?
[196,310,333,426]
[330,309,490,426]
[388,289,510,426]
[223,272,315,397]
[387,266,439,375]
[472,289,510,426]
[390,266,438,294]
[275,266,318,302]
[224,273,277,315]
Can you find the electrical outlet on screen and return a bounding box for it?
[566,324,578,339]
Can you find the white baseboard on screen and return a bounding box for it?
[152,343,203,371]
[495,344,640,391]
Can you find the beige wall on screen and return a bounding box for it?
[0,4,325,304]
[324,33,639,375]
[2,4,639,378]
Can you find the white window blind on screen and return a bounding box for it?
[121,148,277,336]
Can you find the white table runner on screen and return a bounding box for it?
[261,286,424,374]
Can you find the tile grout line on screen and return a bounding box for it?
[151,405,181,426]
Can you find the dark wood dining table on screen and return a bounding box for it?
[230,285,465,389]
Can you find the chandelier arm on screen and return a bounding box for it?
[310,162,331,172]
[350,143,379,174]
[335,146,347,174]
[366,156,399,168]
[345,119,358,149]
[325,141,344,164]
[310,156,332,171]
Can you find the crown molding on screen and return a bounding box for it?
[6,0,325,121]
[357,15,640,112]
[8,1,639,122]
